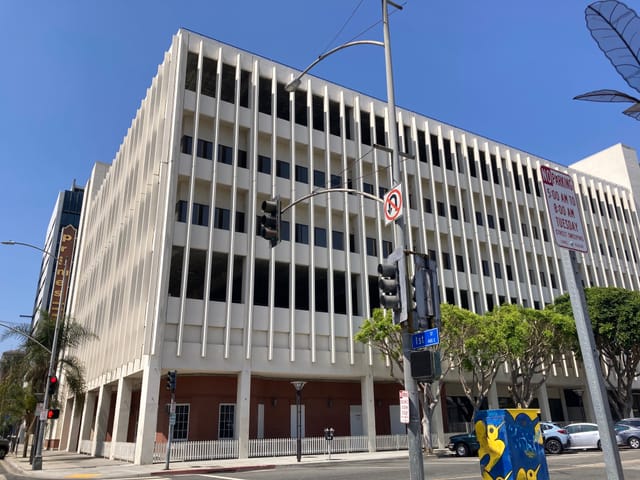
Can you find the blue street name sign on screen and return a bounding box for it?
[411,328,440,350]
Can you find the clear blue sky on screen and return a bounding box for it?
[1,1,638,354]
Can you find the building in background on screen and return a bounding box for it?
[56,29,640,464]
[32,182,83,329]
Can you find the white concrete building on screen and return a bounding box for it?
[59,29,640,463]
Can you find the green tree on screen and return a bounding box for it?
[441,304,507,414]
[355,308,451,453]
[1,310,96,455]
[552,286,640,419]
[487,304,576,408]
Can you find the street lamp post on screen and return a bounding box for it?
[284,1,423,478]
[1,240,67,471]
[290,381,306,462]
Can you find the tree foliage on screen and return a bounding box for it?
[441,304,508,413]
[486,304,576,407]
[552,286,640,418]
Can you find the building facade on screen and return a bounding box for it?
[32,182,84,330]
[59,29,640,463]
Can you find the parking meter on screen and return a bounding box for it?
[324,427,335,459]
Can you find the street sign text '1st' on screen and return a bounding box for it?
[540,165,588,253]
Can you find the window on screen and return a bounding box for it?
[467,146,477,177]
[276,160,290,179]
[257,155,271,174]
[295,165,309,184]
[332,230,344,251]
[360,111,371,145]
[313,169,326,188]
[258,76,272,114]
[295,223,309,244]
[506,264,513,281]
[201,57,217,97]
[197,139,213,160]
[363,182,375,195]
[172,404,190,441]
[235,211,245,233]
[430,134,440,166]
[330,174,342,188]
[314,227,327,247]
[499,217,506,232]
[475,211,483,226]
[168,246,184,297]
[220,63,236,103]
[192,203,209,226]
[187,249,206,299]
[366,237,377,256]
[442,252,451,270]
[312,94,324,131]
[238,149,247,168]
[450,205,459,220]
[185,52,198,92]
[375,115,386,146]
[494,262,502,279]
[382,240,393,258]
[456,255,465,272]
[417,130,427,163]
[218,404,235,439]
[181,135,193,155]
[424,198,432,214]
[281,220,290,242]
[437,201,446,217]
[443,139,453,170]
[521,223,529,237]
[276,82,290,121]
[214,208,231,230]
[487,214,495,229]
[482,260,490,277]
[218,144,233,165]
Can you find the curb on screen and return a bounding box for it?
[150,464,276,476]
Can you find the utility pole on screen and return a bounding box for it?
[381,1,424,478]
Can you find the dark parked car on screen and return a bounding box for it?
[447,431,479,457]
[616,418,640,428]
[447,421,571,457]
[0,438,8,459]
[615,424,640,449]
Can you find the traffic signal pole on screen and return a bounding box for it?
[33,257,67,471]
[382,2,424,478]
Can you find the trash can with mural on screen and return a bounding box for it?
[474,408,549,480]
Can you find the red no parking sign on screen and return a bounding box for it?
[383,185,403,225]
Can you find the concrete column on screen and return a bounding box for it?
[536,384,552,421]
[92,384,112,457]
[134,360,161,465]
[236,367,251,459]
[430,383,445,449]
[581,388,595,422]
[110,376,133,459]
[77,390,97,453]
[65,396,82,452]
[360,373,377,452]
[58,396,74,451]
[488,383,499,409]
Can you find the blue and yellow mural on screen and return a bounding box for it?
[474,409,549,480]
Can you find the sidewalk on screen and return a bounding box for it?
[2,448,419,479]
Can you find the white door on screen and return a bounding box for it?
[389,405,405,435]
[257,403,264,439]
[289,405,306,438]
[350,405,363,436]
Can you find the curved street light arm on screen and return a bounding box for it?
[281,187,383,215]
[1,241,55,259]
[285,40,384,92]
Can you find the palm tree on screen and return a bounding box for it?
[1,310,97,454]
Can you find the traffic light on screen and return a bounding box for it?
[47,375,58,396]
[166,370,177,393]
[259,196,281,247]
[47,408,60,420]
[378,261,402,312]
[412,254,441,331]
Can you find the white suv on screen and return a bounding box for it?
[541,422,571,454]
